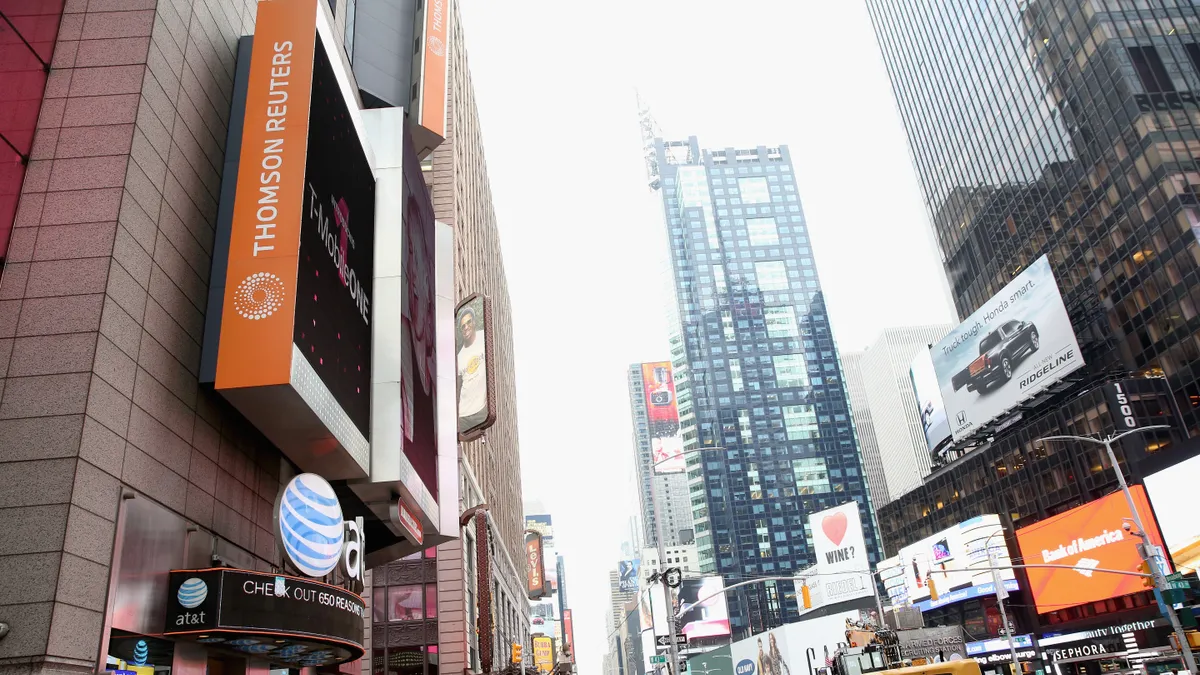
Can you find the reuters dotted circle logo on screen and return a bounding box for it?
[234,272,285,320]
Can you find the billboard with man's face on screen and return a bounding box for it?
[931,255,1084,442]
[640,361,685,473]
[618,559,640,593]
[456,294,495,440]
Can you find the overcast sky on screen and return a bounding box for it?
[456,2,956,673]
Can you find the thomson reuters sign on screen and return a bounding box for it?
[209,0,376,478]
[1015,486,1166,613]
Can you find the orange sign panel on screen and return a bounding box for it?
[1015,486,1166,614]
[215,0,318,390]
[419,0,448,138]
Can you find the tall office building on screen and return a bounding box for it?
[628,363,696,548]
[842,352,888,507]
[866,0,1200,425]
[352,0,531,672]
[856,326,953,503]
[649,137,880,634]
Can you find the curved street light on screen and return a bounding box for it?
[1037,425,1196,675]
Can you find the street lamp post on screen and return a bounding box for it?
[648,445,721,675]
[1038,425,1197,675]
[983,530,1022,674]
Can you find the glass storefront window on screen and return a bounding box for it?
[389,585,424,621]
[425,584,438,619]
[373,586,386,623]
[388,646,423,675]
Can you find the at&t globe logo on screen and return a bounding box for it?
[277,474,345,577]
[177,577,208,608]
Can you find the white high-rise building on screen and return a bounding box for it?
[843,352,889,508]
[628,364,695,548]
[854,325,954,503]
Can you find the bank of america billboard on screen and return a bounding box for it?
[640,361,685,473]
[931,255,1083,442]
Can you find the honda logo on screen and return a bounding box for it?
[956,411,966,425]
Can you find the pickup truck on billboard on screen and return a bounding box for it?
[951,320,1040,394]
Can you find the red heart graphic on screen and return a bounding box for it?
[822,511,848,547]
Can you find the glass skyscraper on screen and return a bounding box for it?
[865,1,1200,441]
[650,137,880,635]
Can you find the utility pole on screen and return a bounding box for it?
[1040,427,1197,675]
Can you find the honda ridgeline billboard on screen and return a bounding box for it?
[931,255,1084,442]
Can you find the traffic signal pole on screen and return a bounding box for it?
[648,467,681,675]
[1040,428,1197,675]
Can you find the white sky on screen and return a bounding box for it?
[456,2,957,673]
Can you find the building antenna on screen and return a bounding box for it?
[636,88,663,191]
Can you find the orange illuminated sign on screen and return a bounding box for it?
[215,0,318,390]
[419,0,447,139]
[1015,486,1166,614]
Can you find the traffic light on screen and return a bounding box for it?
[1137,562,1154,588]
[801,583,812,609]
[927,575,938,602]
[511,643,523,664]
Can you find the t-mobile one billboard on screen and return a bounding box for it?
[641,361,685,473]
[1015,486,1168,614]
[210,0,375,478]
[931,255,1084,442]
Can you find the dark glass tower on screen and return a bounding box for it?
[652,137,880,636]
[866,0,1200,439]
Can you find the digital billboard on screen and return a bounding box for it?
[931,255,1084,442]
[807,501,873,606]
[910,349,952,455]
[209,0,374,477]
[1145,454,1200,573]
[456,294,496,440]
[400,129,440,497]
[885,514,1018,612]
[641,361,685,473]
[1015,486,1168,614]
[292,37,376,439]
[676,577,731,638]
[618,559,640,593]
[730,611,862,675]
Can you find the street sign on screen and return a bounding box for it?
[656,635,674,647]
[664,568,683,588]
[675,634,688,646]
[679,660,689,673]
[650,656,667,664]
[1165,572,1190,590]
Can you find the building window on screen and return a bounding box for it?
[389,585,425,621]
[783,404,819,440]
[747,217,779,246]
[773,354,808,388]
[755,261,789,290]
[764,306,799,337]
[739,176,771,204]
[1129,46,1175,93]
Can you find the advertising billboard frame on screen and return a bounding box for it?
[676,576,731,639]
[526,532,546,599]
[641,361,685,474]
[807,501,873,608]
[1014,486,1168,614]
[204,0,376,480]
[932,255,1085,442]
[885,514,1018,612]
[910,348,953,456]
[455,293,497,441]
[1145,453,1200,574]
